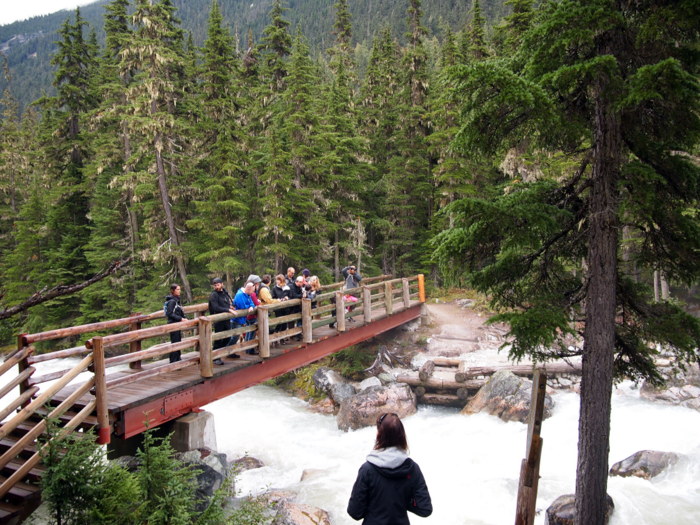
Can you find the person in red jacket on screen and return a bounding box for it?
[348,413,432,524]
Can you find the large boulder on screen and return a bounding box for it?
[313,367,357,405]
[337,383,417,431]
[272,502,331,525]
[545,494,614,525]
[330,382,357,405]
[174,448,228,512]
[461,370,554,423]
[312,367,346,394]
[609,450,680,479]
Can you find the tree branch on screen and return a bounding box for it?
[0,257,132,321]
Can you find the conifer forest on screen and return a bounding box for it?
[0,0,699,522]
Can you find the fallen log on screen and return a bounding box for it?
[419,393,467,407]
[454,362,582,382]
[419,360,435,382]
[396,372,484,391]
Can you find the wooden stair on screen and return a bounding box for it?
[0,403,97,524]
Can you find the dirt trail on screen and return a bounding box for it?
[417,301,522,367]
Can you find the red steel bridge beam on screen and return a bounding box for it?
[117,305,421,438]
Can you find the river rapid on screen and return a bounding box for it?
[205,382,700,525]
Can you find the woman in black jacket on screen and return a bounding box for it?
[348,413,432,524]
[165,283,186,363]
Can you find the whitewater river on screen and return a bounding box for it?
[205,382,700,525]
[2,357,698,524]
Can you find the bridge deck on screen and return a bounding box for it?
[54,302,422,438]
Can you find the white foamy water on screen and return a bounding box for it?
[205,383,700,525]
[3,358,699,523]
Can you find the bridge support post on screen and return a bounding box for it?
[171,411,217,452]
[198,317,213,378]
[362,286,372,323]
[92,336,111,445]
[258,307,270,358]
[335,291,346,332]
[301,299,313,343]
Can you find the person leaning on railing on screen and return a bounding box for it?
[208,277,238,364]
[165,283,187,363]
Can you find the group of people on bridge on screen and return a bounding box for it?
[163,265,362,364]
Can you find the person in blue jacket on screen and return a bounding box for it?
[348,413,432,524]
[234,281,257,345]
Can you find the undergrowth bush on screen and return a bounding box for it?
[37,419,266,525]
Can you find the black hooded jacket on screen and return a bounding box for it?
[348,447,432,525]
[164,294,185,323]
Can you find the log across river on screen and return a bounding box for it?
[397,359,582,407]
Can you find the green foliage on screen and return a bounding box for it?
[39,423,255,525]
[39,420,139,525]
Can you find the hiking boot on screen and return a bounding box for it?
[214,358,224,366]
[228,353,240,359]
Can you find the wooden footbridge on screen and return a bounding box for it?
[0,274,425,523]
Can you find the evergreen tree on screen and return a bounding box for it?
[434,1,700,521]
[260,0,292,93]
[381,0,433,274]
[121,0,194,302]
[358,28,401,270]
[80,0,140,323]
[461,0,489,61]
[493,0,534,54]
[187,0,249,278]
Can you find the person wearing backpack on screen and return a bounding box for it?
[165,283,187,363]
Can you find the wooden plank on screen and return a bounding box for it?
[259,307,270,358]
[514,370,547,525]
[336,292,345,332]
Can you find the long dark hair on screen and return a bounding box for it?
[170,283,180,293]
[374,413,408,451]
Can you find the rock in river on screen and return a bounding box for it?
[461,370,553,423]
[337,383,416,431]
[609,450,680,479]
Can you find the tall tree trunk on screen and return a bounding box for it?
[575,65,621,524]
[154,132,192,302]
[334,230,340,281]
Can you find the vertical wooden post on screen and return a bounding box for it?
[128,316,142,370]
[335,291,346,332]
[384,281,393,315]
[514,370,547,525]
[92,336,111,445]
[417,274,426,303]
[258,307,270,358]
[198,316,213,378]
[301,299,313,343]
[402,278,410,309]
[362,286,372,323]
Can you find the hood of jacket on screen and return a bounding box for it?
[165,294,180,304]
[366,447,412,478]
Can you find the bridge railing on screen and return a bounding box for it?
[2,274,424,443]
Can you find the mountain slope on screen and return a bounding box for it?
[0,0,507,112]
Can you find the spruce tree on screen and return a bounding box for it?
[121,0,194,302]
[434,1,700,521]
[381,0,433,274]
[80,0,140,322]
[187,0,249,278]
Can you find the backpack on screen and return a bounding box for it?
[163,299,172,318]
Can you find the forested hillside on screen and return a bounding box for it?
[0,0,508,111]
